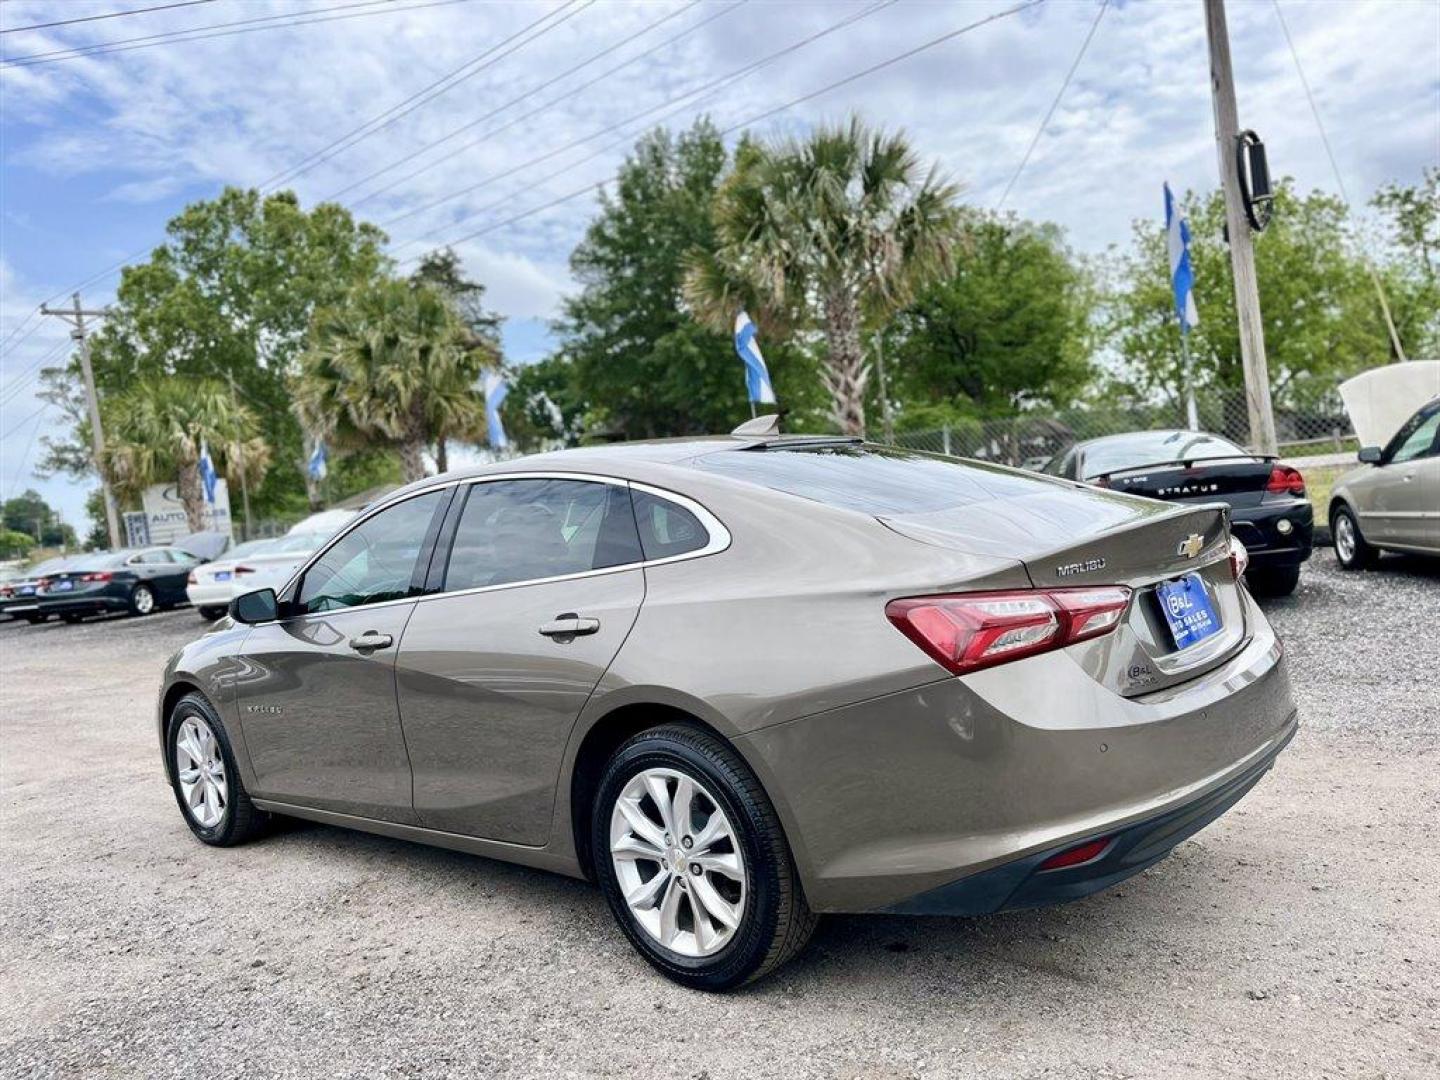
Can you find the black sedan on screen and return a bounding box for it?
[0,556,79,623]
[35,546,206,622]
[1043,429,1312,596]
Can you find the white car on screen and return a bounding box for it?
[187,534,329,620]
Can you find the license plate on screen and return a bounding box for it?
[1156,573,1221,651]
[52,580,74,592]
[214,571,232,582]
[17,586,35,596]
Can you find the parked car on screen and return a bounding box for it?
[286,508,358,537]
[1329,396,1440,569]
[187,533,330,620]
[158,434,1297,990]
[37,545,205,622]
[1042,429,1312,596]
[0,556,78,623]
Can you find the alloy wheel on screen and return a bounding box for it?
[175,715,228,829]
[133,585,155,615]
[608,767,747,958]
[1334,514,1356,564]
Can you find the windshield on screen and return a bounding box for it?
[693,444,1050,515]
[1080,431,1247,478]
[226,539,279,560]
[268,532,327,554]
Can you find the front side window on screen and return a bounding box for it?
[298,491,445,613]
[1387,406,1440,464]
[442,479,642,592]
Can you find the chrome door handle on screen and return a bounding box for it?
[538,614,601,639]
[349,631,393,651]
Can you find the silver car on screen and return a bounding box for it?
[1330,396,1440,569]
[158,434,1297,989]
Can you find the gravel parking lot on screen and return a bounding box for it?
[3,551,1437,1079]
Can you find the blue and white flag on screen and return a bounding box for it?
[197,441,218,505]
[1164,182,1200,333]
[483,372,509,450]
[308,440,328,481]
[733,311,777,405]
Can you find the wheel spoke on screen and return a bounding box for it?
[690,811,727,854]
[616,797,666,851]
[692,851,743,881]
[690,875,741,930]
[657,877,682,947]
[643,773,674,835]
[611,834,663,862]
[671,776,695,838]
[177,766,201,784]
[625,870,670,910]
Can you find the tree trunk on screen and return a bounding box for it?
[176,459,207,533]
[821,288,869,436]
[435,436,449,474]
[398,439,427,483]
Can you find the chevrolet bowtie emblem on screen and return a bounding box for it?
[1177,533,1205,559]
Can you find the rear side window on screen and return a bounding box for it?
[632,491,709,560]
[694,445,1045,514]
[442,479,642,592]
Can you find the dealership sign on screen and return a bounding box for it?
[130,481,233,546]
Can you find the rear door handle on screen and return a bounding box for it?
[349,631,393,652]
[539,614,601,639]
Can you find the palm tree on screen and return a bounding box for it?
[294,278,494,483]
[103,378,270,533]
[686,117,962,435]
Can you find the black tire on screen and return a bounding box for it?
[165,691,270,847]
[1246,564,1301,597]
[592,723,816,991]
[61,612,85,624]
[1331,505,1378,571]
[128,583,156,616]
[23,613,46,624]
[197,605,226,621]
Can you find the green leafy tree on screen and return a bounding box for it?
[1105,180,1424,430]
[40,188,388,514]
[885,212,1095,429]
[1371,168,1440,358]
[295,278,490,482]
[102,378,270,533]
[0,528,37,560]
[687,116,962,435]
[2,490,76,548]
[545,120,822,441]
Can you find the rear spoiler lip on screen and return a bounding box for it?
[1089,454,1276,481]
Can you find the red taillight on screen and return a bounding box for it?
[81,571,112,583]
[1228,537,1250,581]
[187,571,198,585]
[234,565,256,575]
[0,585,11,598]
[1265,464,1305,496]
[885,586,1132,675]
[1038,836,1112,871]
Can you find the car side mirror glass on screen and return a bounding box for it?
[1357,446,1382,464]
[230,588,278,624]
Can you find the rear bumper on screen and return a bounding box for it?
[739,591,1297,914]
[1230,500,1313,567]
[38,590,129,614]
[886,721,1294,914]
[186,584,232,607]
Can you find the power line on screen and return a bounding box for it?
[333,0,722,206]
[1,0,467,68]
[0,309,43,356]
[5,401,53,501]
[382,0,898,238]
[994,0,1106,210]
[426,0,1045,255]
[261,0,590,190]
[0,0,216,35]
[1271,0,1406,361]
[0,338,70,407]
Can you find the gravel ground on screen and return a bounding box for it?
[2,551,1437,1079]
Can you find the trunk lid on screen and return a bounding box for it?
[1099,458,1274,509]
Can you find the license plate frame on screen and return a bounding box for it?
[1156,573,1221,651]
[51,579,75,592]
[214,571,232,582]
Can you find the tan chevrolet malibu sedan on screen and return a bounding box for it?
[158,433,1297,989]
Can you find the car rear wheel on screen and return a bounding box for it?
[1331,506,1377,570]
[61,612,85,624]
[166,692,269,846]
[23,613,46,624]
[1246,565,1300,597]
[129,583,156,616]
[592,723,816,991]
[197,605,227,621]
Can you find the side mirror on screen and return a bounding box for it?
[1357,446,1382,464]
[230,588,278,624]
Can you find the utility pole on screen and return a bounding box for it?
[39,293,122,549]
[1203,0,1278,456]
[225,370,253,540]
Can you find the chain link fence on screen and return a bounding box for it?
[884,387,1355,467]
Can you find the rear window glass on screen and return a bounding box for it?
[693,445,1047,515]
[632,491,709,559]
[1081,431,1246,478]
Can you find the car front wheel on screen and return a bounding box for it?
[166,692,269,846]
[197,606,227,621]
[592,723,816,991]
[129,583,156,616]
[1331,506,1377,570]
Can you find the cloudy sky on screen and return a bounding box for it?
[1,0,1437,533]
